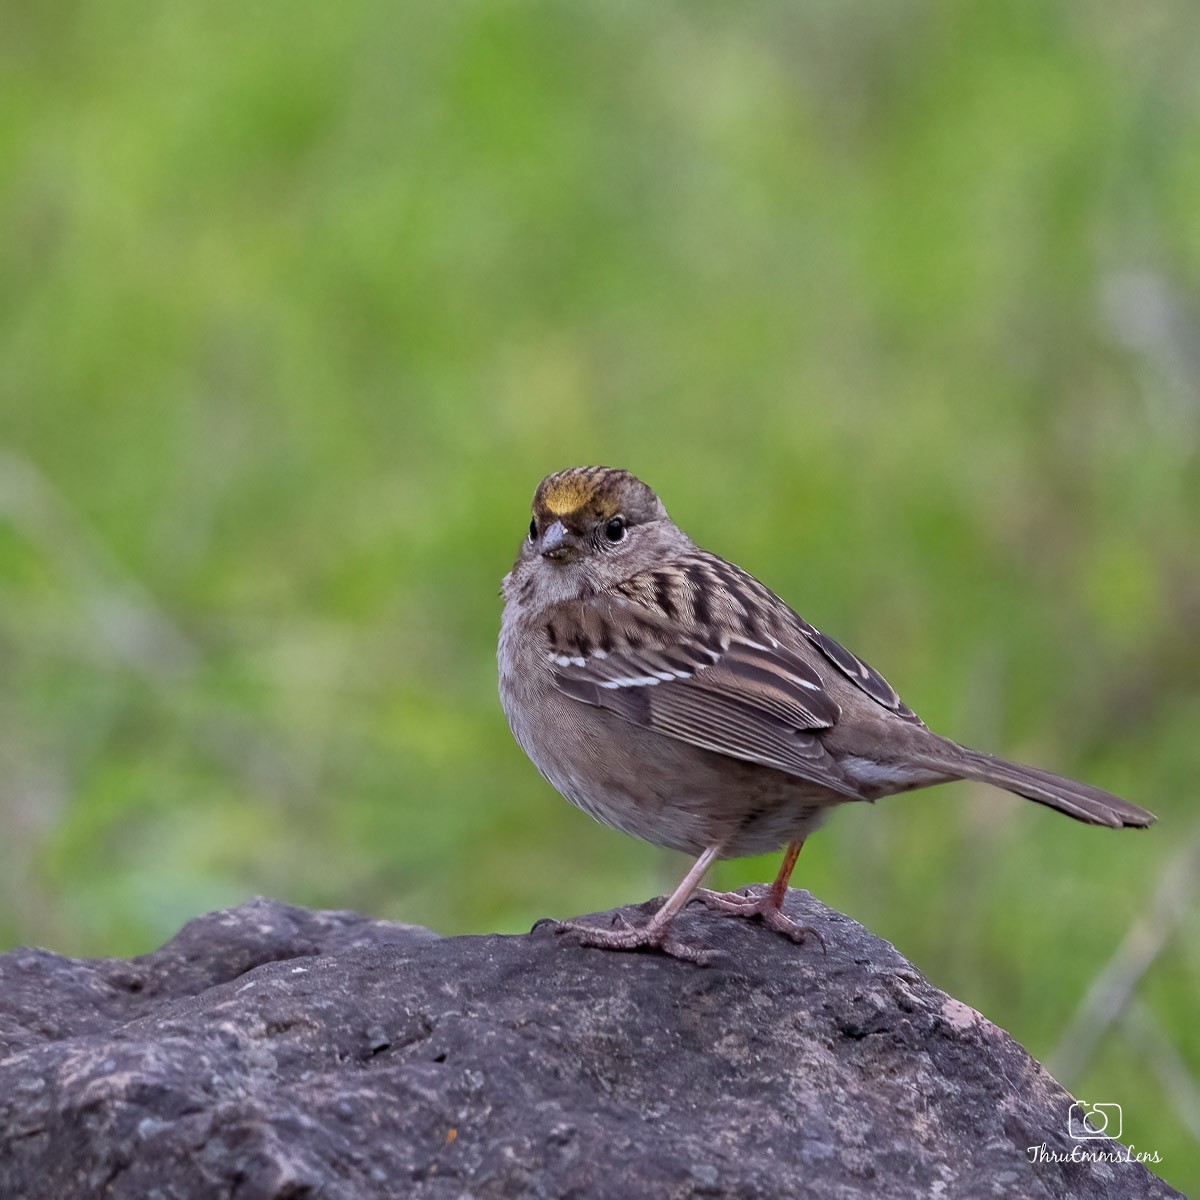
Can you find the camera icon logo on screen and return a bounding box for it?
[1068,1101,1122,1140]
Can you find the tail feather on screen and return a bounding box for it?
[953,748,1154,829]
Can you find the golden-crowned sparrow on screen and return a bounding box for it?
[498,466,1154,962]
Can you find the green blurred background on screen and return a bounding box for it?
[2,0,1197,1190]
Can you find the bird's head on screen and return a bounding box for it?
[504,466,683,602]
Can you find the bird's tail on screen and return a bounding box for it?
[943,744,1155,828]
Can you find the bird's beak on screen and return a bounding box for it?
[540,519,580,563]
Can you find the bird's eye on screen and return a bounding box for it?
[604,517,626,543]
[528,518,537,543]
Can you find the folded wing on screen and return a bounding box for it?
[546,595,863,799]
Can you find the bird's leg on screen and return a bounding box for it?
[694,839,823,948]
[555,845,723,964]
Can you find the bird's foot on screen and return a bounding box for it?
[552,911,715,966]
[693,886,826,952]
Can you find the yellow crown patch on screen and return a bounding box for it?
[534,466,654,525]
[541,474,598,515]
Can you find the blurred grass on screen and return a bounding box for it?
[1,0,1198,1190]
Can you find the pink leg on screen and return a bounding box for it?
[694,838,823,949]
[555,845,723,964]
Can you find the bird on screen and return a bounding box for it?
[497,466,1154,963]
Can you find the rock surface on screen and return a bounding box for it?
[0,892,1181,1200]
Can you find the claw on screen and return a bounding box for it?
[658,934,715,966]
[693,886,825,953]
[552,917,714,965]
[693,886,762,914]
[760,909,827,955]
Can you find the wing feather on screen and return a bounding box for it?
[545,594,862,799]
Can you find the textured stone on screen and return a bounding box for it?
[0,893,1181,1200]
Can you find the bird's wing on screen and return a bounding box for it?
[543,592,865,798]
[792,619,923,723]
